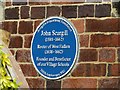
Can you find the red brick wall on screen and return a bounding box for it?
[1,0,120,89]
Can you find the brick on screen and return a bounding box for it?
[5,2,12,6]
[46,80,61,89]
[72,64,106,77]
[71,19,84,33]
[31,7,45,19]
[86,0,102,2]
[90,34,119,47]
[52,2,79,4]
[98,78,120,89]
[118,35,120,46]
[51,0,85,4]
[51,2,77,4]
[20,6,29,19]
[5,7,19,19]
[34,20,42,31]
[103,0,111,2]
[26,78,45,88]
[20,64,37,77]
[12,0,27,5]
[108,64,120,76]
[16,50,31,62]
[19,21,33,34]
[2,21,17,34]
[99,49,115,62]
[78,5,94,17]
[9,36,23,48]
[0,22,2,29]
[29,2,49,5]
[24,35,33,48]
[10,50,15,55]
[118,48,120,62]
[29,0,50,5]
[113,2,120,16]
[113,2,120,9]
[72,64,85,77]
[118,6,120,17]
[86,19,119,32]
[95,4,111,17]
[62,6,77,18]
[62,78,97,88]
[79,49,98,62]
[47,6,61,17]
[80,35,89,47]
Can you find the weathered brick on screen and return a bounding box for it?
[99,49,115,62]
[34,20,42,31]
[20,6,29,19]
[19,21,33,34]
[20,64,37,77]
[26,78,45,88]
[47,6,61,17]
[80,35,89,47]
[16,50,31,62]
[62,6,77,18]
[9,36,23,48]
[31,7,45,19]
[5,7,19,19]
[24,35,33,48]
[72,64,106,77]
[108,64,120,76]
[62,78,97,88]
[46,80,61,89]
[98,78,120,89]
[71,19,84,33]
[118,48,120,62]
[2,21,17,34]
[90,34,119,47]
[95,4,111,17]
[78,5,94,17]
[79,49,98,62]
[12,0,27,5]
[86,19,119,32]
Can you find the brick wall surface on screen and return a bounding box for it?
[1,0,120,89]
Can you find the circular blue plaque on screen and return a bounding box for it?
[31,17,79,80]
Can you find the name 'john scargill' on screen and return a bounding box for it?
[40,30,68,37]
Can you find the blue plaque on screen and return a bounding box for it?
[31,17,79,80]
